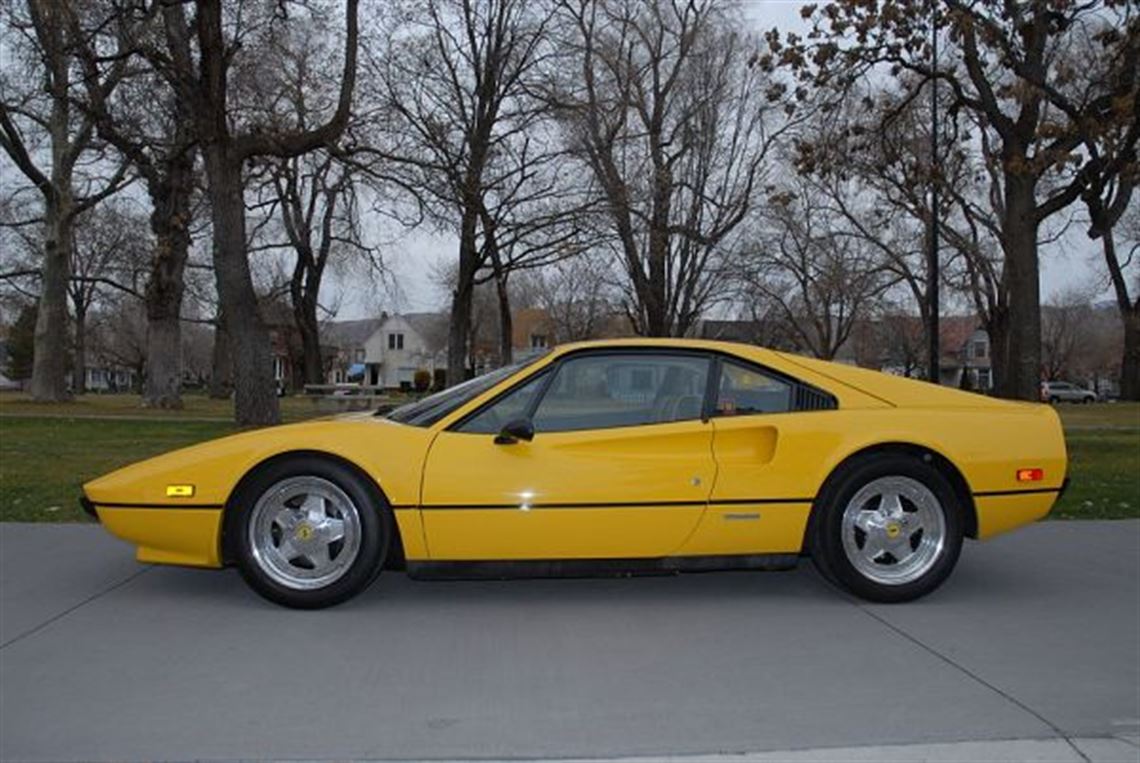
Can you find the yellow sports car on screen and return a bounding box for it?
[82,339,1068,608]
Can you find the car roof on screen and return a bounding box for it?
[552,337,758,354]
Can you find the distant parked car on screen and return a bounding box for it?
[1041,380,1097,404]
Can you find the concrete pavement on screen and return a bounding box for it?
[1,520,1138,762]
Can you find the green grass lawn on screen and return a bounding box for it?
[1,396,1136,523]
[0,391,326,421]
[1051,402,1140,520]
[1,417,238,522]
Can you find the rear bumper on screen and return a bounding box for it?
[974,484,1066,539]
[79,495,99,522]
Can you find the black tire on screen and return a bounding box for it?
[227,456,391,609]
[809,454,964,603]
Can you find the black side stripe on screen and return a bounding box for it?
[973,487,1064,497]
[94,502,224,510]
[415,497,814,511]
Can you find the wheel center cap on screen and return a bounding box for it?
[886,523,901,539]
[295,524,314,541]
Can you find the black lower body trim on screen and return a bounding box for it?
[416,498,814,511]
[89,502,225,510]
[973,486,1064,498]
[79,495,98,522]
[407,554,800,581]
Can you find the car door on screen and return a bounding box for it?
[419,351,716,560]
[677,358,830,557]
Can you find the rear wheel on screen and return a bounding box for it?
[229,457,390,608]
[810,454,963,603]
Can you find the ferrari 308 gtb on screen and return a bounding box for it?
[82,339,1068,608]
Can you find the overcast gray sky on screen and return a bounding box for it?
[330,0,1113,321]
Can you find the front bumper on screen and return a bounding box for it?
[79,497,224,568]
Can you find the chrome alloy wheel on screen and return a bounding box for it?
[248,476,363,590]
[840,475,946,586]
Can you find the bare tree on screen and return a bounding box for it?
[0,1,131,401]
[531,254,616,342]
[787,0,1140,400]
[118,0,361,424]
[1041,288,1097,382]
[251,150,376,385]
[738,183,889,361]
[375,0,553,384]
[68,203,148,393]
[551,0,787,337]
[72,5,201,409]
[1072,22,1140,398]
[801,82,957,376]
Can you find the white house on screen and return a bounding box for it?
[361,313,448,389]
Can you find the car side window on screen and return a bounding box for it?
[531,354,710,432]
[715,361,791,416]
[455,372,548,434]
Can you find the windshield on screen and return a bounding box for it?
[384,353,549,427]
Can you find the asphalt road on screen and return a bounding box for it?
[1,521,1138,762]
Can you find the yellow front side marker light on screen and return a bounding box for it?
[166,484,196,498]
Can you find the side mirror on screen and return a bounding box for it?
[494,418,535,445]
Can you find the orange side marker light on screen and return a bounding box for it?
[1016,468,1044,482]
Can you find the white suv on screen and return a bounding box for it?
[1041,380,1097,404]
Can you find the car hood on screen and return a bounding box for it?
[83,415,433,508]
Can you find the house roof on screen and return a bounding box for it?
[398,312,449,351]
[322,318,385,350]
[938,316,983,357]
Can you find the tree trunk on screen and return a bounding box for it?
[142,210,190,409]
[31,194,73,402]
[209,313,233,399]
[142,162,194,409]
[986,307,1011,397]
[1122,309,1140,401]
[73,301,86,394]
[997,176,1042,400]
[482,218,512,366]
[1098,228,1140,401]
[203,145,279,425]
[495,271,512,366]
[447,210,480,386]
[294,289,324,386]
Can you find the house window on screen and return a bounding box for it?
[530,334,548,349]
[976,368,992,390]
[972,340,986,359]
[355,349,365,362]
[388,333,404,350]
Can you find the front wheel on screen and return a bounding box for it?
[229,457,390,608]
[810,455,964,603]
